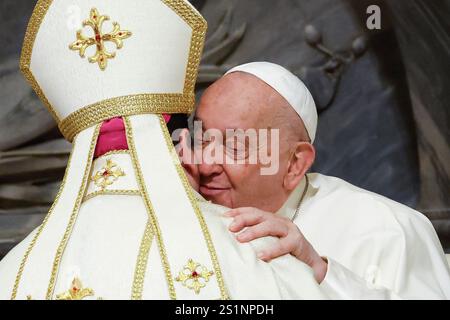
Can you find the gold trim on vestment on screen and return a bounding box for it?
[45,124,101,299]
[11,132,79,300]
[124,116,177,299]
[131,221,155,300]
[157,115,230,300]
[83,189,141,202]
[98,149,130,158]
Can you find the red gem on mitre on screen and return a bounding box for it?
[191,271,199,278]
[102,170,109,176]
[95,34,101,42]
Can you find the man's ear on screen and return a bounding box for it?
[283,142,315,191]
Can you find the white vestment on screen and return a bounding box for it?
[279,173,450,299]
[0,151,326,300]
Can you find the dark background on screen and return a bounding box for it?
[0,0,449,259]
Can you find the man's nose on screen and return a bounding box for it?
[198,161,223,177]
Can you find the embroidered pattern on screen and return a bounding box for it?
[91,158,125,190]
[20,0,206,137]
[175,259,214,294]
[84,189,140,202]
[124,117,176,299]
[69,8,132,70]
[11,135,81,300]
[56,278,95,300]
[46,125,100,299]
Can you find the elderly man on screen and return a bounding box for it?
[179,62,450,299]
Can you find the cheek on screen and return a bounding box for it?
[222,164,266,205]
[222,163,255,188]
[224,165,281,208]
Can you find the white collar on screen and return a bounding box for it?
[276,175,308,220]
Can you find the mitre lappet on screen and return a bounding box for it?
[0,0,325,300]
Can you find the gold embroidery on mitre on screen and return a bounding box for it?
[69,8,132,70]
[91,158,125,190]
[56,278,95,300]
[175,259,214,295]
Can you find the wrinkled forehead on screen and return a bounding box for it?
[196,72,284,131]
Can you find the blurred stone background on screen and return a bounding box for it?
[0,0,449,259]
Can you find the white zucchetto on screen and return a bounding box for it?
[225,62,318,143]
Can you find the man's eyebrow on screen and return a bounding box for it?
[225,126,251,133]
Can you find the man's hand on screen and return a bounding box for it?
[225,207,328,283]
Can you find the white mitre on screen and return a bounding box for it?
[4,0,211,300]
[226,62,318,142]
[0,0,325,300]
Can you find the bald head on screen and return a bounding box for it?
[198,72,310,145]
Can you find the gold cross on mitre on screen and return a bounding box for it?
[69,8,132,70]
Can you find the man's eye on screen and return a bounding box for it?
[225,147,238,154]
[202,137,213,146]
[193,137,203,145]
[225,146,247,160]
